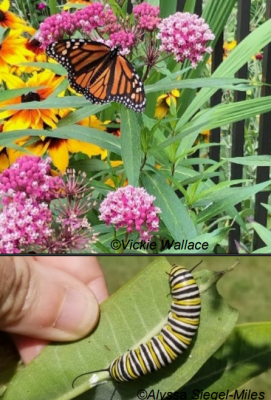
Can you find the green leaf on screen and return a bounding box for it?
[0,97,107,110]
[3,258,238,400]
[226,155,271,167]
[182,322,271,397]
[158,96,271,151]
[0,87,46,102]
[159,0,176,17]
[197,180,271,223]
[249,221,271,246]
[146,77,252,93]
[120,108,141,186]
[252,245,271,253]
[141,171,197,240]
[19,62,67,75]
[57,105,109,127]
[0,126,121,155]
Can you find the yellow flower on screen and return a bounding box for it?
[5,115,110,172]
[9,36,47,75]
[155,89,180,119]
[0,29,34,73]
[195,129,210,145]
[223,40,237,58]
[0,0,35,33]
[105,160,127,188]
[0,149,9,172]
[0,70,64,131]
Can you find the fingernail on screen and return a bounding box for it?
[54,287,98,334]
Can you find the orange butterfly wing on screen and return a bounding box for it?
[46,39,146,112]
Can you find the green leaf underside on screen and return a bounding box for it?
[4,258,238,400]
[182,322,271,397]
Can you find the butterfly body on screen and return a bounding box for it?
[46,39,146,112]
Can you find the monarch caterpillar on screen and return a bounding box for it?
[46,39,146,112]
[73,263,201,387]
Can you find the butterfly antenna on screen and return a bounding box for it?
[190,260,203,272]
[72,369,108,388]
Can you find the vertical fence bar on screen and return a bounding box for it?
[127,0,133,13]
[228,0,251,253]
[253,0,271,250]
[209,33,224,183]
[191,0,203,172]
[177,0,185,11]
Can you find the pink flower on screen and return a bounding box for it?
[157,12,215,68]
[133,2,161,31]
[38,11,76,48]
[0,156,63,205]
[108,31,135,55]
[73,3,107,35]
[99,185,161,242]
[37,3,46,10]
[0,194,52,254]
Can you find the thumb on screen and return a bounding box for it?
[0,257,99,341]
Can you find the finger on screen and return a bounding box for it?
[34,256,109,302]
[0,257,99,341]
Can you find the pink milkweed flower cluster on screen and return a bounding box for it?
[157,12,215,68]
[0,156,62,253]
[133,2,161,31]
[0,156,98,254]
[38,2,214,69]
[99,185,161,242]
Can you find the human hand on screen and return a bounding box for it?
[0,256,108,364]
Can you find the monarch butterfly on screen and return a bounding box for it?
[46,39,146,112]
[72,264,201,386]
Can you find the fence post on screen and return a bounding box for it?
[253,0,271,250]
[228,0,251,253]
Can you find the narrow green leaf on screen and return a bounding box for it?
[0,87,46,102]
[3,258,238,400]
[19,62,67,75]
[249,221,271,246]
[146,78,252,93]
[141,171,197,239]
[197,180,271,223]
[182,322,271,397]
[159,0,177,17]
[0,97,103,110]
[120,109,141,186]
[57,105,109,127]
[158,96,271,151]
[0,127,121,155]
[252,245,271,253]
[227,155,271,167]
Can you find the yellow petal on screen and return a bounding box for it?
[48,140,69,172]
[171,89,180,97]
[0,151,9,171]
[1,0,10,12]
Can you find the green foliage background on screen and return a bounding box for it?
[99,255,271,396]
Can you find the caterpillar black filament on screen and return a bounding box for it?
[73,264,201,387]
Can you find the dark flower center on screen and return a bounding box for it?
[0,10,6,22]
[21,92,41,102]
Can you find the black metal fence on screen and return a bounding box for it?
[127,0,271,253]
